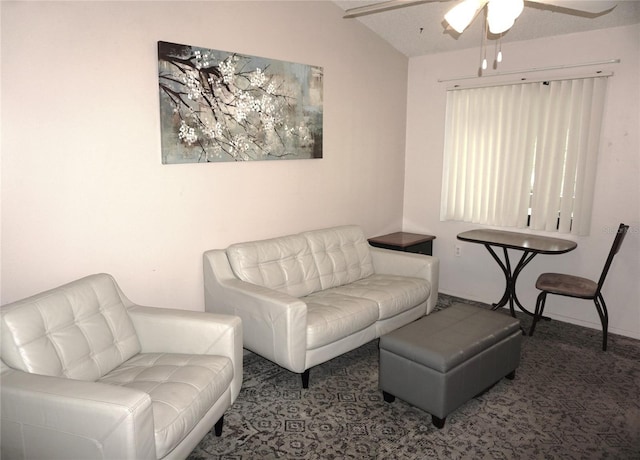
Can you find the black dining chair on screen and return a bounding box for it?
[529,223,630,351]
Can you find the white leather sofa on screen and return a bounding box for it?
[0,273,242,460]
[203,225,439,388]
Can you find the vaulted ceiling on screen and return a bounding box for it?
[334,0,640,56]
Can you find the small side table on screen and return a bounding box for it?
[368,232,435,256]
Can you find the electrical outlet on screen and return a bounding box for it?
[454,245,462,257]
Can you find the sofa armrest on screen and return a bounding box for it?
[0,367,155,460]
[370,247,440,314]
[127,306,243,402]
[203,249,308,373]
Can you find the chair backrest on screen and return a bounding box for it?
[596,223,630,294]
[0,274,141,381]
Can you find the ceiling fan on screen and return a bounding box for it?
[343,0,617,35]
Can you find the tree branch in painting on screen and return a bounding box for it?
[158,41,322,163]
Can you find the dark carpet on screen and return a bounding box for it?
[189,295,640,459]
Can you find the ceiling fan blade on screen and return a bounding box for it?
[526,0,617,14]
[343,0,437,19]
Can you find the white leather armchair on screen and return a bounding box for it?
[0,274,242,460]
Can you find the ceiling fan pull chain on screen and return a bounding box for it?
[495,34,503,68]
[480,11,488,73]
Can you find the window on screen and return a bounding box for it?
[440,75,608,236]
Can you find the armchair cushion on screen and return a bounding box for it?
[99,353,233,459]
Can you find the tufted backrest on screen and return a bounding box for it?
[0,274,141,381]
[227,233,322,298]
[226,225,374,297]
[302,226,374,290]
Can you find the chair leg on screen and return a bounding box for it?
[594,294,609,351]
[529,292,547,336]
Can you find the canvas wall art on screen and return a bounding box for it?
[158,41,323,163]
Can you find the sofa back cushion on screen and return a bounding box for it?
[227,234,322,298]
[0,274,141,381]
[302,226,374,290]
[226,225,374,297]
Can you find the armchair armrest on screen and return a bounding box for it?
[126,306,243,402]
[203,249,308,373]
[0,367,155,460]
[370,247,440,314]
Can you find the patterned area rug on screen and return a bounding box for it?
[189,296,640,459]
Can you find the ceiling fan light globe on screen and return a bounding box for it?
[445,0,487,33]
[487,0,524,34]
[488,15,515,34]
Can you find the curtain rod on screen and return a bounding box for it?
[437,58,621,83]
[446,71,613,91]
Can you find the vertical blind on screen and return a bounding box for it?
[440,76,608,235]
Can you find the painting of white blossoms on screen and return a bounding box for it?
[158,41,323,163]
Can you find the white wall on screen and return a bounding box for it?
[0,1,408,308]
[404,24,640,339]
[4,2,638,341]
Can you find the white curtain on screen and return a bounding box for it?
[440,76,608,235]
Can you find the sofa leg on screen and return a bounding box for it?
[214,415,224,436]
[432,415,446,429]
[301,369,310,389]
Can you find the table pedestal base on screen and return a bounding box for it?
[484,245,551,325]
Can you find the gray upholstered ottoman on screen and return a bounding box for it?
[379,303,522,429]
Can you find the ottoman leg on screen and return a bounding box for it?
[432,415,446,429]
[506,370,516,380]
[383,391,396,403]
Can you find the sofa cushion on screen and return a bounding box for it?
[303,291,379,349]
[0,274,141,381]
[327,274,431,320]
[303,226,374,291]
[99,352,233,459]
[227,234,322,298]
